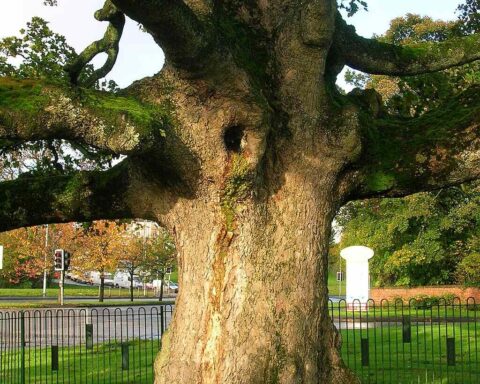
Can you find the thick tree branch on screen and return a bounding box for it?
[333,16,480,76]
[64,0,125,86]
[0,162,133,232]
[350,86,480,199]
[111,0,212,70]
[0,77,168,155]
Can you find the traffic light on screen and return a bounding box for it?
[54,249,64,271]
[64,251,71,271]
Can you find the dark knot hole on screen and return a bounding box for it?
[224,125,244,153]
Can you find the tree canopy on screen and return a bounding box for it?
[337,6,480,288]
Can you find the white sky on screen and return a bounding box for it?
[0,0,164,88]
[0,0,462,88]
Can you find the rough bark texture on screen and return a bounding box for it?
[2,1,480,383]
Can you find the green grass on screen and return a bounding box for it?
[328,271,346,297]
[0,300,174,309]
[341,323,480,383]
[0,286,167,298]
[329,302,480,322]
[0,339,160,384]
[169,271,178,284]
[0,286,99,297]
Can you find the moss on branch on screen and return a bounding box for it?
[355,86,480,197]
[0,162,133,232]
[0,77,171,154]
[335,15,480,76]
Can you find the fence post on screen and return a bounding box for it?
[447,337,456,366]
[402,315,411,343]
[361,338,369,367]
[160,306,165,335]
[20,311,25,384]
[121,343,129,370]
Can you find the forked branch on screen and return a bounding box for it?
[64,0,125,87]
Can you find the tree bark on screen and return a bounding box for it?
[130,271,134,302]
[99,274,105,303]
[154,164,356,383]
[159,272,164,302]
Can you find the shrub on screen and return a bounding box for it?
[457,253,480,287]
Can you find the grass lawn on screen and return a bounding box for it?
[1,324,477,383]
[0,285,169,299]
[0,286,98,297]
[328,302,480,323]
[341,323,480,384]
[0,339,160,384]
[0,300,174,309]
[328,271,346,297]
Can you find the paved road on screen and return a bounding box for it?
[0,305,175,349]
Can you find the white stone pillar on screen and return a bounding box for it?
[340,246,374,310]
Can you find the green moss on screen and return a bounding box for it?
[81,89,171,138]
[360,85,480,194]
[214,10,269,89]
[0,78,47,113]
[366,171,396,192]
[220,154,253,231]
[54,173,89,215]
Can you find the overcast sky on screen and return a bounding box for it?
[0,0,462,88]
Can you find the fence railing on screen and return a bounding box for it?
[0,298,479,383]
[331,297,480,384]
[0,305,174,384]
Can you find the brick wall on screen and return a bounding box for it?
[370,285,480,303]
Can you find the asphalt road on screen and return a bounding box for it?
[0,305,175,349]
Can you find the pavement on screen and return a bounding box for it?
[0,304,176,348]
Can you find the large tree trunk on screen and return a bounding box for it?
[153,126,358,383]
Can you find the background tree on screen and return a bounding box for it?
[142,227,176,301]
[73,220,124,302]
[1,0,480,382]
[0,223,76,287]
[337,8,480,288]
[115,233,144,301]
[336,184,480,286]
[0,226,46,286]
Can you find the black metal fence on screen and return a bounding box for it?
[1,298,479,383]
[0,305,173,384]
[331,297,480,383]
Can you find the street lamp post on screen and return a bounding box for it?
[42,224,49,298]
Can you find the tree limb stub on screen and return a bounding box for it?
[0,77,169,155]
[351,85,480,199]
[0,162,133,232]
[334,15,480,76]
[64,0,125,87]
[111,0,212,71]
